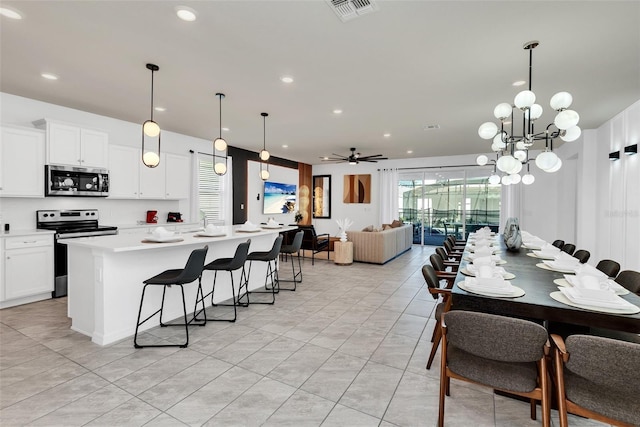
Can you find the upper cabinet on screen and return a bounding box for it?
[108,145,189,200]
[33,119,108,168]
[0,125,45,198]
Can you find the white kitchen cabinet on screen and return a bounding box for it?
[1,234,54,307]
[139,153,166,199]
[0,125,45,197]
[34,119,109,168]
[165,153,190,199]
[108,145,188,200]
[108,145,140,198]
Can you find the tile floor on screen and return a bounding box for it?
[0,246,609,426]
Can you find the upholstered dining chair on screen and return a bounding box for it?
[421,265,452,370]
[551,334,640,427]
[561,243,576,255]
[596,259,621,278]
[429,253,457,288]
[552,239,565,249]
[446,234,465,250]
[438,311,550,427]
[435,247,460,271]
[572,249,590,264]
[614,270,640,295]
[443,240,463,260]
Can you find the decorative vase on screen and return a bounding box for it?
[339,228,347,242]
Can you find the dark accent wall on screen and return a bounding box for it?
[228,146,299,224]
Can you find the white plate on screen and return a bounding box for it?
[549,291,640,314]
[522,243,544,250]
[527,252,555,260]
[460,268,515,280]
[236,228,262,233]
[261,224,283,229]
[458,280,525,298]
[536,262,576,274]
[463,256,506,265]
[141,237,184,243]
[468,248,500,255]
[554,278,629,296]
[194,232,226,237]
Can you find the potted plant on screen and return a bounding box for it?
[294,211,303,224]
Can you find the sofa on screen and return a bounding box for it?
[346,224,412,264]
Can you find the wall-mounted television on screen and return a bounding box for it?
[263,181,297,214]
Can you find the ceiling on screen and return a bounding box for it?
[1,1,639,165]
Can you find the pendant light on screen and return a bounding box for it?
[259,112,270,181]
[142,63,160,168]
[213,93,228,176]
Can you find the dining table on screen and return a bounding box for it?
[451,236,640,336]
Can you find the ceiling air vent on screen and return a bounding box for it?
[327,0,379,22]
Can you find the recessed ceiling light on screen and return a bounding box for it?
[41,73,58,80]
[175,6,197,21]
[383,133,391,138]
[0,7,22,19]
[423,124,440,130]
[154,107,166,112]
[333,109,343,114]
[323,156,329,160]
[407,150,413,154]
[512,80,526,87]
[280,76,294,83]
[222,127,230,132]
[282,144,289,148]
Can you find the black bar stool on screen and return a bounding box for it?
[278,230,303,291]
[239,235,283,305]
[196,240,250,323]
[134,245,208,349]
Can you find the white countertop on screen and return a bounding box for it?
[64,225,295,252]
[0,229,55,238]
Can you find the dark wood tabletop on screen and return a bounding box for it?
[451,238,640,334]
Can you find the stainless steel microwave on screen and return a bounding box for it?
[45,165,109,197]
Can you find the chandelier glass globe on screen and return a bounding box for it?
[493,103,512,120]
[560,126,581,142]
[497,155,516,172]
[476,155,489,166]
[493,133,506,147]
[514,150,527,162]
[550,92,573,111]
[507,160,523,175]
[514,90,536,110]
[501,175,512,185]
[489,174,501,185]
[260,169,270,181]
[525,104,543,121]
[554,110,580,130]
[142,151,160,167]
[522,174,535,185]
[535,151,559,171]
[214,162,227,175]
[143,120,160,138]
[510,173,522,184]
[478,122,499,139]
[545,158,563,173]
[214,137,227,151]
[515,140,528,150]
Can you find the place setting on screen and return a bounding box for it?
[463,253,506,265]
[550,275,640,314]
[553,267,630,296]
[461,262,515,280]
[235,220,262,233]
[536,252,581,273]
[141,227,184,243]
[261,218,283,229]
[527,243,561,259]
[467,245,501,255]
[194,224,227,238]
[458,264,524,298]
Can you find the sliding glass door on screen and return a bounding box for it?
[399,169,500,246]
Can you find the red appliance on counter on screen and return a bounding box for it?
[146,210,158,223]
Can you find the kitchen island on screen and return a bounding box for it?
[65,226,294,345]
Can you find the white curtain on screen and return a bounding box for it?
[379,168,399,225]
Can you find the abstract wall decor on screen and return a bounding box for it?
[344,174,371,203]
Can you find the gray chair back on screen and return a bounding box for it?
[552,239,565,248]
[444,311,548,362]
[614,270,640,294]
[227,240,251,271]
[421,265,441,300]
[561,243,576,255]
[436,247,449,261]
[572,249,590,264]
[430,253,446,272]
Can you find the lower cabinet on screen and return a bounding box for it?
[1,234,54,308]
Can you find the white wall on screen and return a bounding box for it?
[246,160,298,225]
[0,92,215,229]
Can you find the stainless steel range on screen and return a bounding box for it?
[37,209,118,297]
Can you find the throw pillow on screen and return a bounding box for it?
[391,219,403,228]
[362,225,374,232]
[383,224,393,230]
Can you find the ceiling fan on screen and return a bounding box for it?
[320,147,388,164]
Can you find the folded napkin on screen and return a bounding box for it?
[473,246,493,256]
[468,264,506,277]
[205,224,224,234]
[565,274,626,294]
[152,227,174,238]
[267,218,278,226]
[559,287,629,309]
[472,256,496,267]
[464,277,514,295]
[555,252,577,262]
[240,220,258,230]
[544,259,579,271]
[469,253,502,262]
[472,239,493,248]
[573,263,607,277]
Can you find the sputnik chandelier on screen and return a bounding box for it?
[476,41,581,185]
